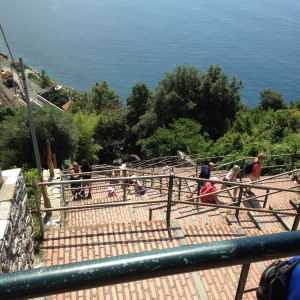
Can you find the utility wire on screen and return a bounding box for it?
[0,23,15,62]
[0,23,25,93]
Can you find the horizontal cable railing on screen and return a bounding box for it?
[32,169,300,237]
[23,156,299,299]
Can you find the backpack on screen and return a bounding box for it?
[257,256,300,300]
[244,161,256,175]
[200,182,216,203]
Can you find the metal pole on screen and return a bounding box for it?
[235,186,244,219]
[292,203,300,231]
[234,263,250,300]
[1,231,300,300]
[160,178,162,194]
[149,208,153,221]
[178,178,182,200]
[123,180,127,201]
[196,159,199,175]
[291,152,297,170]
[166,173,174,228]
[196,179,201,196]
[263,189,270,208]
[19,58,42,178]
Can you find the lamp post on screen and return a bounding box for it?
[19,58,52,214]
[19,58,42,177]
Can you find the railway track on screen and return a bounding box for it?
[0,84,22,108]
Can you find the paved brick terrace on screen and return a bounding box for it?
[40,167,300,299]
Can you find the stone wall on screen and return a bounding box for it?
[0,168,35,273]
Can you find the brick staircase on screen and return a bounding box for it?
[40,167,300,299]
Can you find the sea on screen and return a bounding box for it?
[0,0,299,107]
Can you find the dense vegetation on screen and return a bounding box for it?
[0,64,299,170]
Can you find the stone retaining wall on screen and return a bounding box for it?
[0,168,35,273]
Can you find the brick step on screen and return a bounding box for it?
[226,210,259,231]
[182,223,259,300]
[244,192,296,233]
[247,210,286,233]
[43,219,263,300]
[250,175,299,210]
[269,199,300,231]
[66,198,154,227]
[43,219,178,263]
[42,219,207,300]
[174,202,229,227]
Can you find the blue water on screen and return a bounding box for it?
[0,0,299,106]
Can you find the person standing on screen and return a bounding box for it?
[288,256,300,299]
[221,165,240,199]
[70,161,82,200]
[188,162,215,199]
[246,153,265,195]
[81,159,93,199]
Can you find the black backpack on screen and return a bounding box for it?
[244,161,257,175]
[257,257,300,300]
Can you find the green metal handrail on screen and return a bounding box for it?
[1,231,300,300]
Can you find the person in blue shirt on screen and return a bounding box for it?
[288,256,300,300]
[187,162,215,199]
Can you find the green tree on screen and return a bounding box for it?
[90,82,122,113]
[284,133,300,155]
[73,111,101,163]
[198,65,242,138]
[143,118,210,157]
[258,89,287,111]
[125,83,153,154]
[0,104,14,121]
[212,132,244,156]
[290,99,300,110]
[0,106,79,169]
[133,110,159,157]
[126,83,152,127]
[151,65,242,140]
[154,65,201,127]
[45,89,70,108]
[94,108,127,163]
[40,69,51,88]
[70,92,94,114]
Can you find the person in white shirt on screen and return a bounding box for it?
[221,165,240,199]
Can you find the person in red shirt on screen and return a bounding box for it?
[199,177,219,204]
[187,162,215,199]
[247,152,265,194]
